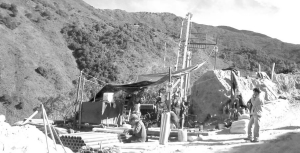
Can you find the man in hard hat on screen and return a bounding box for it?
[245,87,264,142]
[123,114,147,143]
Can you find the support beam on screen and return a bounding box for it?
[180,13,192,99]
[164,42,167,68]
[175,20,184,71]
[271,63,275,81]
[168,67,172,111]
[78,77,85,129]
[214,46,218,70]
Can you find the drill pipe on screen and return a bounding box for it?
[82,137,121,143]
[88,142,121,149]
[68,134,112,140]
[79,134,118,139]
[64,132,114,137]
[85,139,120,146]
[80,134,119,139]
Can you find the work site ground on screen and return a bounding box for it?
[142,100,300,153]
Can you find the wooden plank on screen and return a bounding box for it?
[92,128,124,134]
[147,129,217,137]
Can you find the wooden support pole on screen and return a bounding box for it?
[78,77,85,129]
[75,71,83,108]
[180,13,192,100]
[22,111,38,125]
[51,124,67,153]
[175,20,184,71]
[42,105,57,150]
[230,71,234,104]
[271,63,275,81]
[42,104,50,153]
[164,42,167,68]
[168,67,172,112]
[172,79,181,89]
[74,71,82,127]
[214,46,218,70]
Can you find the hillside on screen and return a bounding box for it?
[0,0,300,123]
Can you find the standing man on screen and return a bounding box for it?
[171,94,181,118]
[245,88,264,142]
[156,88,167,126]
[123,114,147,143]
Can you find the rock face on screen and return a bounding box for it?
[0,118,73,153]
[190,70,278,122]
[273,74,300,97]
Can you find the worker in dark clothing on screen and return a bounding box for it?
[123,114,147,143]
[179,100,189,128]
[171,94,181,118]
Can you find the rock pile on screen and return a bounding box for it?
[0,115,73,153]
[190,70,279,122]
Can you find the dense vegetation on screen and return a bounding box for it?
[61,21,176,84]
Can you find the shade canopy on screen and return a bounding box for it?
[91,62,206,101]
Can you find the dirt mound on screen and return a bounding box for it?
[260,99,289,129]
[273,74,300,98]
[0,116,73,153]
[190,70,279,122]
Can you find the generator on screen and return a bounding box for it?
[139,104,158,128]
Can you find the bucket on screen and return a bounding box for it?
[218,123,225,129]
[178,129,187,142]
[199,125,204,131]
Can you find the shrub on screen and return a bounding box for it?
[33,16,42,23]
[0,3,11,9]
[25,13,33,19]
[9,4,18,17]
[15,102,23,110]
[0,16,19,30]
[0,94,13,105]
[35,66,48,77]
[56,9,68,18]
[35,3,43,12]
[41,10,51,19]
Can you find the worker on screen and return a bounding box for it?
[123,114,147,143]
[179,99,189,128]
[171,94,181,118]
[245,88,264,143]
[129,91,142,118]
[156,88,167,126]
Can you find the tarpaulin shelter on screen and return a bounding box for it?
[81,62,205,125]
[92,62,206,101]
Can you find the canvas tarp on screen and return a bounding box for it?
[92,62,206,101]
[136,62,205,82]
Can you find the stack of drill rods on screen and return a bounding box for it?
[89,142,121,149]
[60,132,125,152]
